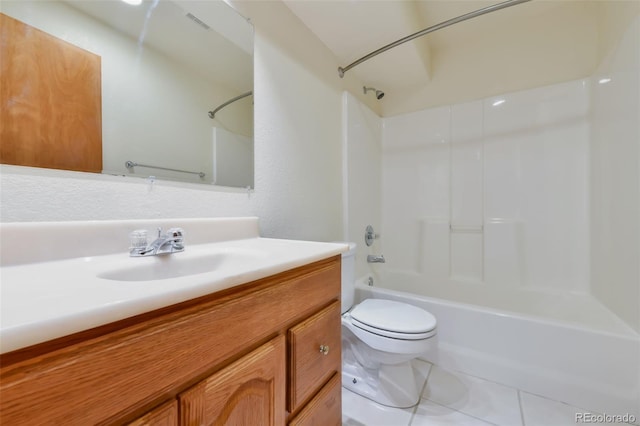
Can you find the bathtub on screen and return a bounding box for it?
[354,282,640,419]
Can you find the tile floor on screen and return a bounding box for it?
[342,360,638,426]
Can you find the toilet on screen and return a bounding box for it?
[341,243,437,408]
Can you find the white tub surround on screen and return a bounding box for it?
[590,13,640,333]
[372,9,640,333]
[0,217,348,354]
[381,78,590,297]
[355,284,640,422]
[342,92,383,280]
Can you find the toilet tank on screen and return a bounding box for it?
[341,242,357,314]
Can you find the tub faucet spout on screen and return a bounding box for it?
[367,254,385,263]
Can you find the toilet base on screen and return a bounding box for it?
[342,359,421,408]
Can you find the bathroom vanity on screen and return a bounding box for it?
[0,218,345,425]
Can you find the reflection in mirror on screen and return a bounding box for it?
[0,0,254,188]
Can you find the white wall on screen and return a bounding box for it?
[212,127,253,188]
[0,0,355,243]
[590,9,640,332]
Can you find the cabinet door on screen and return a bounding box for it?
[288,301,341,412]
[288,374,341,426]
[127,400,178,426]
[179,335,285,426]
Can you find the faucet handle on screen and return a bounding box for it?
[129,229,148,249]
[166,227,184,239]
[365,225,380,247]
[167,228,184,251]
[167,228,185,248]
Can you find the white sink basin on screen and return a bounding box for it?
[98,253,230,282]
[1,216,348,354]
[97,247,267,282]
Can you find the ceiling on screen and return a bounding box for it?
[283,0,605,116]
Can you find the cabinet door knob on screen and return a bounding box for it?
[319,345,330,355]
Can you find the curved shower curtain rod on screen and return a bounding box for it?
[338,0,531,78]
[208,91,253,119]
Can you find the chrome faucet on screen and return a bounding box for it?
[130,227,185,257]
[367,254,385,263]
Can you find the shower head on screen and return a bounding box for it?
[363,86,384,100]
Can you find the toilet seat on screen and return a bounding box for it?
[350,299,437,340]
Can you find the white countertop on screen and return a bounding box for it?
[0,218,347,354]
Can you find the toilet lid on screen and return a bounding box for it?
[350,299,436,335]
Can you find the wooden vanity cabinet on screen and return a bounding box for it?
[288,301,342,414]
[0,256,342,426]
[128,400,179,426]
[179,336,286,425]
[289,374,342,426]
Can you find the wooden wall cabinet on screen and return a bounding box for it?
[0,256,342,425]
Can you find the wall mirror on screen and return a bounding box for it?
[1,0,254,188]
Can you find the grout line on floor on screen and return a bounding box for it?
[409,362,435,425]
[517,387,637,424]
[435,364,521,391]
[419,397,501,426]
[517,389,526,426]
